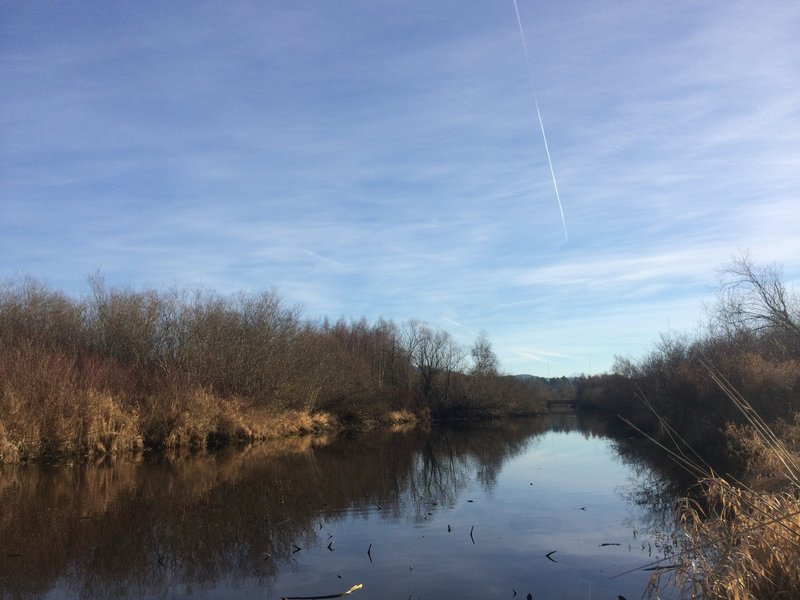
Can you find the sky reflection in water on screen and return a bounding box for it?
[0,414,678,600]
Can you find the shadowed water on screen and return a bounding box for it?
[0,414,679,599]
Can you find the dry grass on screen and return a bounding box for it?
[0,277,538,462]
[0,358,346,462]
[79,391,142,454]
[245,409,340,438]
[727,417,800,492]
[670,477,800,599]
[650,364,800,599]
[0,420,19,463]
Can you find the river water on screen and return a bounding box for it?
[0,414,680,600]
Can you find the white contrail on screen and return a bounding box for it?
[512,0,568,242]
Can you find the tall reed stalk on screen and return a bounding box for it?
[641,360,800,599]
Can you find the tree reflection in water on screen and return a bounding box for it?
[0,415,681,599]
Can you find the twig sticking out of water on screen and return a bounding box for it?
[470,525,475,544]
[367,543,372,563]
[282,583,363,600]
[545,551,557,563]
[292,544,302,554]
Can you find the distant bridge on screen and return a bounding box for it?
[547,400,578,412]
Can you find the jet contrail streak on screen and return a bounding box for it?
[512,0,568,242]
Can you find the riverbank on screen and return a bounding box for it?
[656,414,800,599]
[0,414,673,600]
[0,390,426,464]
[0,277,551,463]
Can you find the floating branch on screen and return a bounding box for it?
[367,543,372,563]
[292,544,302,554]
[599,543,620,547]
[282,583,363,600]
[642,564,678,571]
[470,525,475,544]
[545,551,557,563]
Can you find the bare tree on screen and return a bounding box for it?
[470,331,499,377]
[714,253,800,341]
[404,320,465,403]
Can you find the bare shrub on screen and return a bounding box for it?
[1,276,549,460]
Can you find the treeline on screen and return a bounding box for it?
[575,254,800,476]
[0,276,549,462]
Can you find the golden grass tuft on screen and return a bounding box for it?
[727,418,800,492]
[246,409,340,438]
[0,420,20,463]
[159,389,221,449]
[672,476,800,599]
[75,391,141,455]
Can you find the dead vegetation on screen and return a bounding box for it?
[588,254,800,598]
[645,368,800,599]
[0,277,549,463]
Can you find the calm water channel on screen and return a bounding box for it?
[1,414,681,600]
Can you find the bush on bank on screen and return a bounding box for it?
[571,254,800,599]
[576,255,800,477]
[0,277,548,462]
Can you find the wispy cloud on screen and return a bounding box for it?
[2,0,799,375]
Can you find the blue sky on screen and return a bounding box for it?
[2,1,799,376]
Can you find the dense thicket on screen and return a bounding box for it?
[0,277,549,461]
[576,254,800,475]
